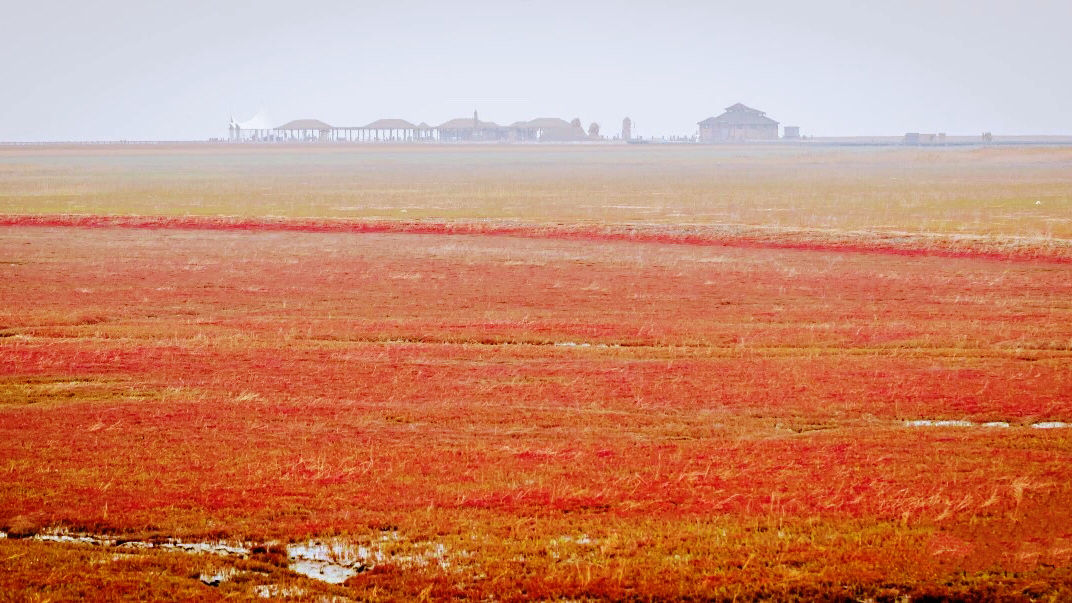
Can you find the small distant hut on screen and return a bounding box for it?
[274,119,334,142]
[904,132,940,145]
[438,111,506,142]
[698,104,779,142]
[363,118,418,142]
[509,118,587,142]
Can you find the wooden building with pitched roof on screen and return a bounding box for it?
[698,103,779,142]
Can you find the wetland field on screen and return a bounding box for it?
[1,143,1071,600]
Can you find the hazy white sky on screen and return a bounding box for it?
[1,0,1069,141]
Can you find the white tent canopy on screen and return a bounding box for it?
[230,109,274,130]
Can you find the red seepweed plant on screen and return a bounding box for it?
[1,220,1071,599]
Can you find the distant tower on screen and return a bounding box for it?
[473,110,479,128]
[622,117,632,141]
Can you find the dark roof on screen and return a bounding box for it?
[724,103,758,113]
[275,119,333,130]
[364,118,417,129]
[698,103,778,127]
[438,117,501,129]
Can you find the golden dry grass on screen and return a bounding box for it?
[1,144,1070,238]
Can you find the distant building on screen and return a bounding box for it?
[698,103,779,142]
[438,111,509,142]
[362,118,419,141]
[783,126,800,139]
[904,132,945,145]
[622,117,632,141]
[274,119,334,142]
[509,118,587,142]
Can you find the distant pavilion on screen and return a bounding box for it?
[228,111,592,143]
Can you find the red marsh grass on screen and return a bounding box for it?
[1,144,1071,598]
[1,223,1071,599]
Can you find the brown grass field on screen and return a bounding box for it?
[1,144,1071,601]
